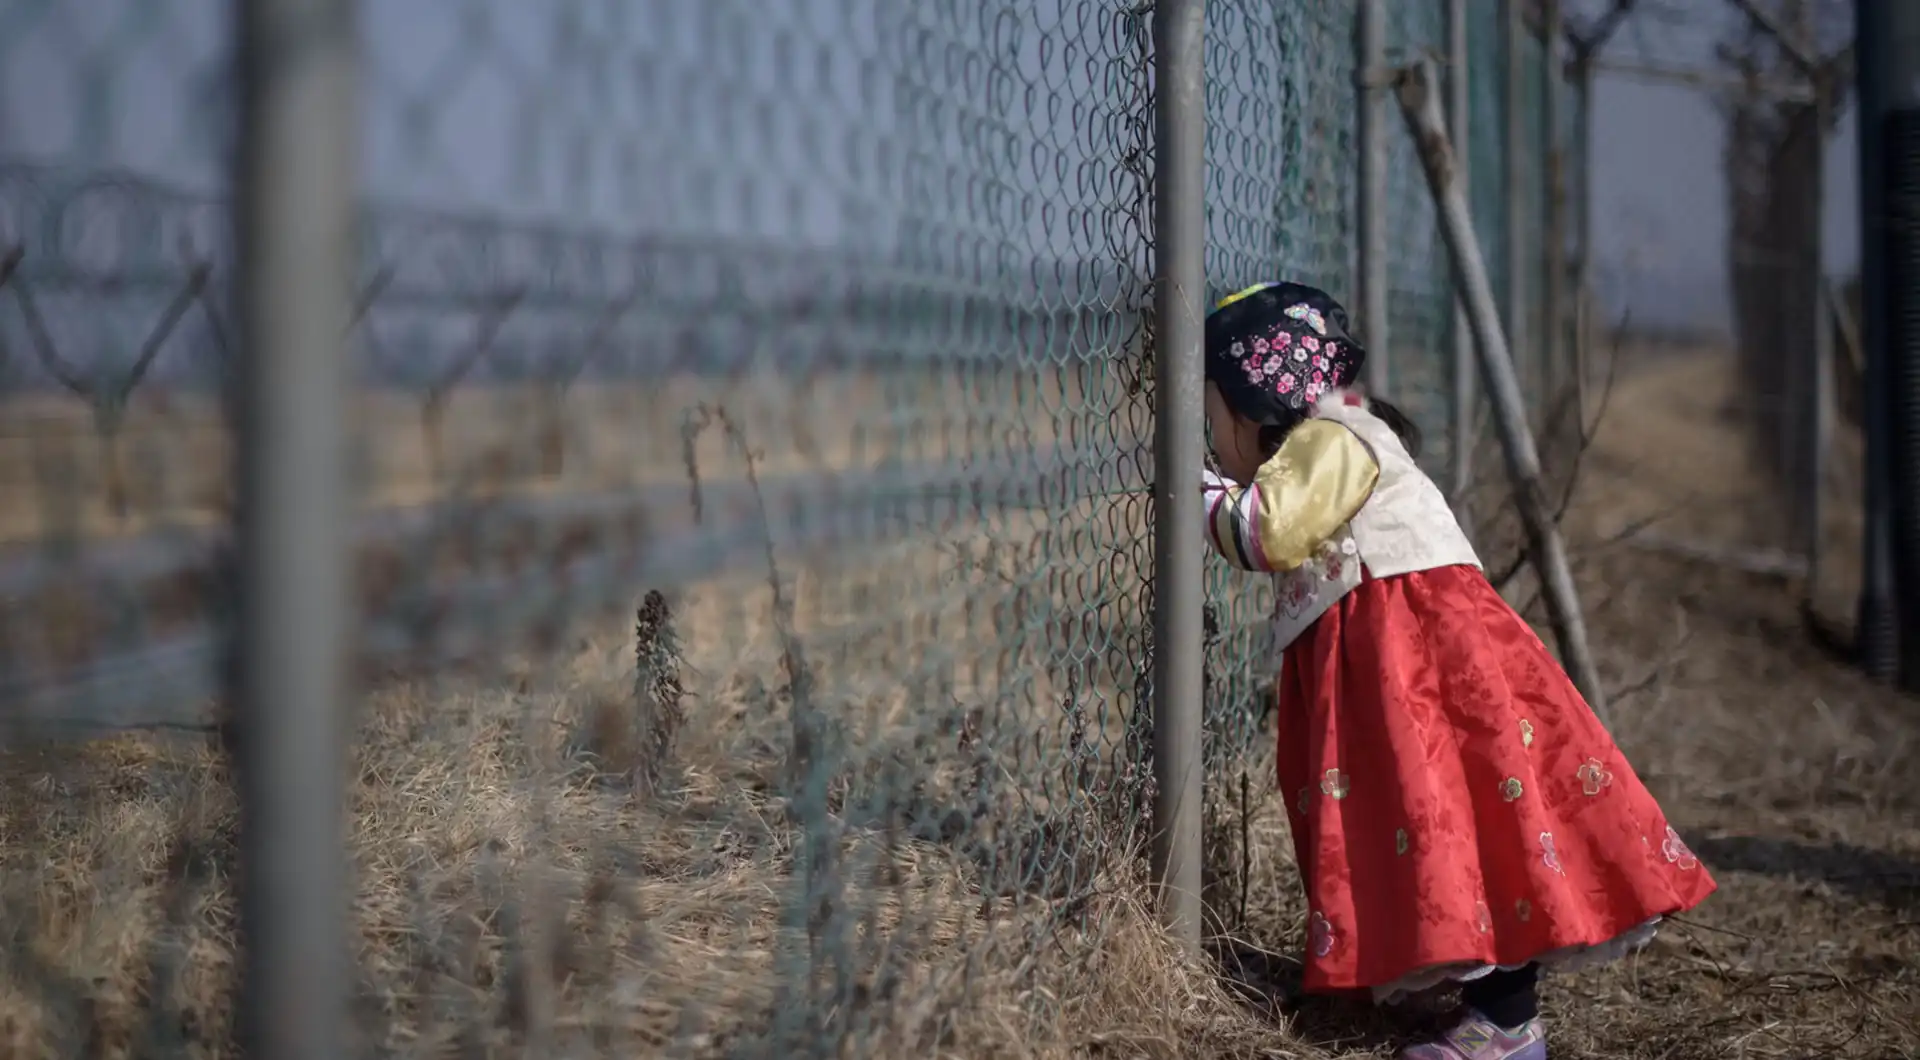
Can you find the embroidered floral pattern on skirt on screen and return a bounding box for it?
[1275,564,1718,1001]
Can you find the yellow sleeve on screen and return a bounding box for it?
[1209,419,1378,572]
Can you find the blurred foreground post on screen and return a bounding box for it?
[231,0,359,1056]
[1148,0,1205,952]
[1393,58,1610,727]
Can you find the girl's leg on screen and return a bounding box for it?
[1398,966,1546,1060]
[1461,965,1540,1030]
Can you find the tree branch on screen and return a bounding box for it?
[1566,0,1642,61]
[1592,57,1817,102]
[1489,312,1629,593]
[1724,0,1820,76]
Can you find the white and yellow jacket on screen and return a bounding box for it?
[1201,389,1482,650]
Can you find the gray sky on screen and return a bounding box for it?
[1590,24,1858,333]
[0,0,1859,340]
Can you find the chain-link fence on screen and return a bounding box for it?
[1197,0,1579,947]
[1382,1,1456,464]
[1196,0,1359,945]
[0,1,1580,1055]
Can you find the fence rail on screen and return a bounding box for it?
[0,1,1581,1056]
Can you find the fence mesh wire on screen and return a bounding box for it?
[1512,14,1551,415]
[1,1,1578,1055]
[1467,0,1511,448]
[1561,59,1586,406]
[1381,0,1456,478]
[1454,0,1514,488]
[1198,0,1358,940]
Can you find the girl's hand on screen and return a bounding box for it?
[1202,420,1379,573]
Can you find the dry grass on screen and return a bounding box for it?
[2,348,1918,1058]
[1197,346,1920,1059]
[0,364,1112,546]
[1533,349,1920,1059]
[0,492,1197,1059]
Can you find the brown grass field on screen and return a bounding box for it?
[1,349,1918,1058]
[0,364,1115,545]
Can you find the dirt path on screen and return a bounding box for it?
[1528,350,1919,1057]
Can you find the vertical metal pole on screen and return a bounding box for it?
[1542,0,1565,418]
[1572,60,1595,421]
[1503,0,1528,405]
[1357,0,1389,392]
[1869,0,1920,687]
[1855,0,1897,679]
[1149,0,1205,953]
[1805,87,1833,608]
[232,0,358,1057]
[1447,0,1474,500]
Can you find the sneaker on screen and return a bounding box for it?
[1398,1010,1547,1060]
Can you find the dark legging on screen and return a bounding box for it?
[1461,964,1540,1029]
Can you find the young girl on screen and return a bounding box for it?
[1200,282,1716,1060]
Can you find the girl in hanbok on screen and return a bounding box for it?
[1199,282,1716,1060]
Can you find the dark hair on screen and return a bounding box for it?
[1205,283,1365,428]
[1254,395,1423,461]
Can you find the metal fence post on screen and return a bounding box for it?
[1447,0,1473,499]
[1572,62,1594,420]
[1149,0,1205,953]
[1869,0,1920,689]
[232,0,359,1056]
[1503,0,1528,403]
[1854,0,1898,680]
[1357,0,1389,391]
[1806,86,1833,608]
[1542,0,1565,416]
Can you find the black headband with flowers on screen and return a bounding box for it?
[1203,281,1366,426]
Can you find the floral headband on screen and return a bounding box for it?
[1204,282,1366,425]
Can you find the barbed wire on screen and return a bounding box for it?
[0,1,1585,1055]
